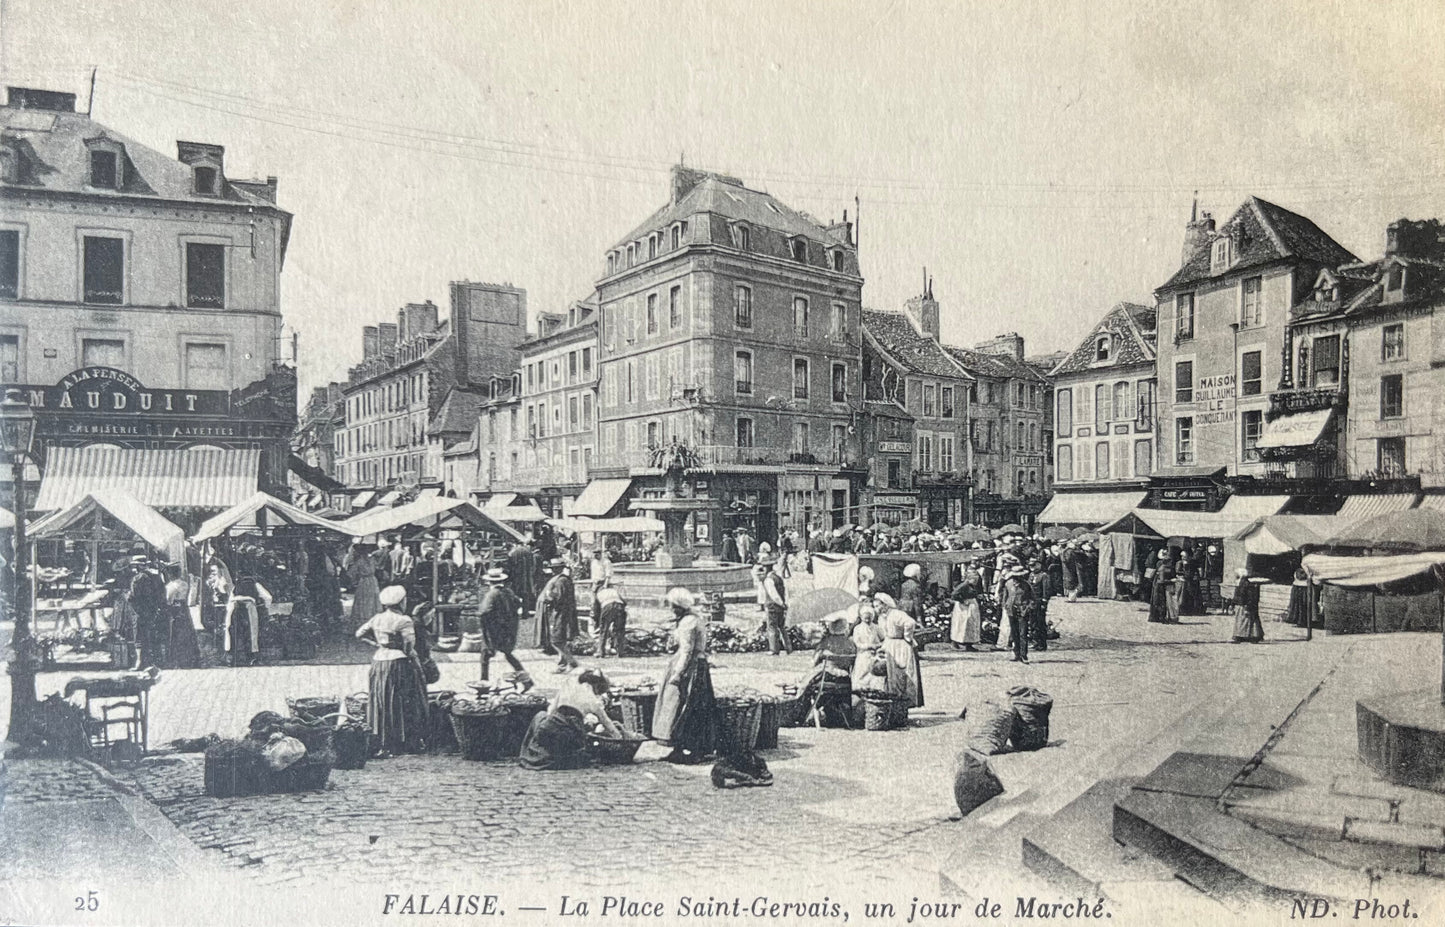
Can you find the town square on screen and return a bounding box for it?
[2,2,1445,925]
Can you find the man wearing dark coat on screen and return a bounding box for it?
[720,532,740,564]
[128,556,168,669]
[1026,558,1054,651]
[506,539,538,611]
[535,559,578,672]
[478,567,531,688]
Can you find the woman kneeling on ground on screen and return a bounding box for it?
[518,668,623,770]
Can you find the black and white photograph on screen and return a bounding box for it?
[3,1,1445,924]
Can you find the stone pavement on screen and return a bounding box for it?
[8,598,1422,926]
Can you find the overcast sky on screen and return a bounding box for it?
[7,0,1445,394]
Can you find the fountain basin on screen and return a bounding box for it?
[609,561,756,606]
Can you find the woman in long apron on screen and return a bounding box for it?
[1148,550,1175,623]
[345,542,383,626]
[355,585,428,756]
[1232,568,1265,642]
[948,565,983,651]
[651,588,718,763]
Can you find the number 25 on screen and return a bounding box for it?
[74,890,100,912]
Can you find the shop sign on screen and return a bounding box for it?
[873,494,916,506]
[17,367,230,417]
[1195,374,1236,425]
[1160,488,1208,502]
[878,441,910,453]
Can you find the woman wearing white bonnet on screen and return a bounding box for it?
[652,587,719,763]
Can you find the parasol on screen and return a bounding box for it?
[993,523,1026,538]
[786,587,859,626]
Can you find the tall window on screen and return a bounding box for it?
[1174,360,1194,403]
[1378,437,1406,476]
[1312,335,1341,387]
[582,394,593,428]
[1241,350,1262,396]
[0,334,18,381]
[89,149,118,188]
[792,421,809,455]
[183,342,227,390]
[1176,293,1195,341]
[832,251,845,272]
[793,297,809,338]
[918,433,934,471]
[646,421,659,447]
[1094,383,1110,428]
[734,351,753,395]
[1382,324,1405,362]
[1240,276,1263,328]
[832,424,847,463]
[1056,387,1072,437]
[626,361,636,403]
[734,286,752,328]
[887,459,901,488]
[1112,381,1131,423]
[922,384,936,417]
[940,435,955,472]
[1016,420,1025,451]
[941,386,955,418]
[671,225,682,250]
[0,229,18,299]
[830,302,845,341]
[1095,442,1110,480]
[669,286,681,329]
[568,352,578,381]
[568,395,579,430]
[736,417,754,448]
[831,363,847,403]
[1238,411,1263,462]
[1387,265,1403,291]
[790,239,807,263]
[83,236,124,304]
[1381,374,1404,419]
[646,294,658,335]
[1134,439,1153,477]
[1175,417,1194,465]
[734,225,750,251]
[582,347,593,377]
[648,236,657,260]
[82,337,124,369]
[1057,445,1073,481]
[793,358,810,399]
[1136,380,1156,430]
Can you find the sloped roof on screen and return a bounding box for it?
[862,309,972,380]
[1160,197,1358,292]
[1,103,285,212]
[943,345,1047,383]
[616,170,850,251]
[429,388,484,435]
[1051,302,1157,377]
[1292,257,1445,324]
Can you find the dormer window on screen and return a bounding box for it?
[1210,237,1231,273]
[790,238,807,263]
[670,223,682,250]
[1387,265,1404,291]
[1095,336,1112,362]
[607,253,617,275]
[90,149,119,189]
[731,223,750,251]
[648,235,658,260]
[193,165,219,195]
[830,249,845,272]
[0,147,16,183]
[626,244,636,267]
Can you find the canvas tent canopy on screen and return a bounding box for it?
[488,504,548,524]
[193,492,354,542]
[1103,495,1293,541]
[1037,491,1147,527]
[29,489,186,564]
[341,497,523,543]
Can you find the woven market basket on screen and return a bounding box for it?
[614,691,658,737]
[203,753,262,798]
[344,692,368,719]
[449,704,511,761]
[777,692,811,728]
[863,692,905,731]
[754,696,783,749]
[267,756,333,793]
[496,696,549,757]
[589,732,647,765]
[715,696,761,754]
[426,691,459,753]
[285,697,340,723]
[332,722,369,770]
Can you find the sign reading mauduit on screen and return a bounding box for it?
[13,367,230,416]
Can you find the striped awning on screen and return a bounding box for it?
[1337,493,1419,522]
[1037,490,1146,526]
[33,447,259,511]
[568,479,632,517]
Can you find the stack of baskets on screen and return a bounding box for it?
[611,684,659,737]
[715,695,762,754]
[449,700,511,761]
[496,694,549,756]
[862,691,907,731]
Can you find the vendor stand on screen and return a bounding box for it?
[341,498,524,637]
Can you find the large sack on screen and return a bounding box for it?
[963,700,1016,755]
[953,749,1004,816]
[261,733,307,771]
[1007,685,1053,751]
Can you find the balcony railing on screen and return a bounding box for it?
[1268,386,1346,420]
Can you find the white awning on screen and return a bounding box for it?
[1037,490,1146,526]
[567,479,633,518]
[33,447,259,511]
[551,515,665,534]
[29,490,186,563]
[351,491,376,509]
[1218,495,1293,520]
[1257,409,1334,449]
[193,492,353,542]
[482,492,518,513]
[491,504,548,523]
[1337,493,1418,522]
[340,497,523,542]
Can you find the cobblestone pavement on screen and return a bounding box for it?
[5,597,1359,909]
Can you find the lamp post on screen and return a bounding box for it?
[2,388,38,746]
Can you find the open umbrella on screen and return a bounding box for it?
[1041,525,1072,541]
[993,523,1026,538]
[786,587,859,626]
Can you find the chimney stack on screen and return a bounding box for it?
[397,300,439,342]
[377,322,399,350]
[362,326,380,360]
[671,165,708,205]
[6,87,76,112]
[903,275,941,340]
[976,332,1025,363]
[1181,195,1216,268]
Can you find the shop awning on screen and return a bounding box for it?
[287,455,344,493]
[29,490,186,563]
[194,491,353,542]
[1337,493,1419,522]
[33,447,259,512]
[351,490,376,510]
[491,504,548,523]
[567,479,632,518]
[1218,495,1293,520]
[1233,515,1339,556]
[1257,409,1335,449]
[417,487,441,499]
[1037,490,1146,526]
[341,497,523,543]
[378,490,402,507]
[551,515,664,534]
[1103,507,1280,541]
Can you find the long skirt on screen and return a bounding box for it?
[1166,582,1182,623]
[950,600,981,645]
[1286,584,1311,627]
[309,567,343,625]
[1148,581,1172,623]
[1233,605,1264,642]
[652,656,718,755]
[519,706,592,770]
[350,575,381,625]
[166,604,202,668]
[367,657,428,754]
[798,663,854,727]
[1181,578,1203,616]
[881,638,922,708]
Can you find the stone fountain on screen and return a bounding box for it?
[609,439,754,606]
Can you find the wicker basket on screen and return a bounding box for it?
[268,756,333,792]
[716,696,761,754]
[203,752,262,797]
[332,723,369,769]
[426,691,459,753]
[285,697,340,723]
[449,705,511,761]
[778,693,811,728]
[863,692,905,731]
[497,696,549,757]
[755,696,783,749]
[344,692,369,719]
[613,691,658,737]
[589,732,647,765]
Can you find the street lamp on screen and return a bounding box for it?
[1,387,37,747]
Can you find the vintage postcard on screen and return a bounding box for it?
[2,1,1445,925]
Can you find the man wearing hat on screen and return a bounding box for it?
[478,566,532,689]
[761,553,791,655]
[535,558,578,672]
[1026,557,1054,652]
[128,554,167,669]
[999,563,1035,663]
[593,581,629,658]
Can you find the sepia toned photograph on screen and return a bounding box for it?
[2,1,1445,924]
